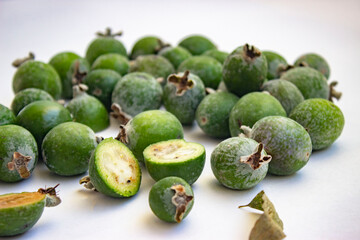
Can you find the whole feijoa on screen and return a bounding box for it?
[0,125,38,182]
[294,53,330,79]
[163,71,206,125]
[177,56,222,89]
[120,110,184,163]
[289,98,344,150]
[85,28,127,65]
[0,104,16,126]
[49,51,81,98]
[81,137,141,198]
[83,69,121,110]
[261,79,304,115]
[178,35,217,55]
[262,51,287,80]
[64,58,91,99]
[144,139,206,185]
[112,72,163,117]
[66,85,109,132]
[42,122,97,176]
[10,88,54,115]
[149,176,194,223]
[195,91,239,138]
[129,55,175,86]
[211,137,271,190]
[202,49,229,65]
[248,116,312,175]
[130,36,168,60]
[229,92,286,137]
[12,59,62,99]
[223,44,268,97]
[281,67,329,99]
[16,100,72,147]
[91,53,129,76]
[158,46,192,70]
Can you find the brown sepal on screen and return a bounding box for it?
[115,125,128,144]
[72,60,87,85]
[168,71,194,96]
[7,152,31,179]
[96,27,123,38]
[12,52,35,68]
[329,81,342,102]
[110,103,131,125]
[240,143,272,170]
[243,44,261,60]
[171,184,194,223]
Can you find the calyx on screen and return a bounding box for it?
[38,184,61,207]
[240,143,272,170]
[168,71,194,96]
[7,152,31,179]
[171,184,193,223]
[243,44,261,60]
[12,52,35,67]
[115,125,128,144]
[110,103,131,125]
[96,27,123,38]
[329,81,342,102]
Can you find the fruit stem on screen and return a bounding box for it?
[7,152,31,179]
[171,184,193,223]
[329,81,342,102]
[243,44,261,60]
[240,143,272,170]
[110,103,132,124]
[12,52,35,68]
[240,125,252,138]
[96,27,123,38]
[168,71,194,96]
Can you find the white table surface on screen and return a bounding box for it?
[1,0,360,239]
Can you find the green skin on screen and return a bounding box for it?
[86,37,127,65]
[163,73,206,125]
[83,69,121,110]
[178,35,217,56]
[89,138,141,198]
[0,104,16,126]
[177,56,222,89]
[250,116,312,175]
[12,61,62,99]
[0,193,45,236]
[130,36,162,60]
[262,51,287,80]
[129,55,175,86]
[158,46,192,70]
[0,125,38,182]
[49,52,81,98]
[42,122,97,176]
[202,49,229,65]
[124,110,184,163]
[289,99,344,150]
[211,137,269,190]
[143,139,206,185]
[223,45,268,97]
[229,92,287,137]
[196,92,239,138]
[64,58,90,99]
[11,88,54,115]
[294,53,330,79]
[16,101,72,148]
[148,176,194,223]
[261,79,304,115]
[112,72,163,117]
[91,53,129,76]
[281,67,329,99]
[66,92,109,132]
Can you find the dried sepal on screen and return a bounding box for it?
[277,64,294,77]
[72,84,88,98]
[243,44,261,60]
[115,125,128,144]
[38,184,61,207]
[79,176,97,191]
[154,39,171,54]
[110,103,131,125]
[240,125,252,138]
[96,136,104,144]
[7,152,31,179]
[171,184,194,223]
[205,87,216,95]
[96,27,123,38]
[72,60,87,85]
[12,52,35,67]
[240,143,272,170]
[168,71,194,96]
[329,81,342,102]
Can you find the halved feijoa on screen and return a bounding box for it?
[82,138,141,198]
[0,185,61,236]
[144,139,205,185]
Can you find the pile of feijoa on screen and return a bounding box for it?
[0,27,344,235]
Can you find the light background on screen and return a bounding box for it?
[0,0,360,239]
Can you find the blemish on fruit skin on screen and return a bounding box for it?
[201,117,207,124]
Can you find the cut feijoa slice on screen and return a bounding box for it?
[0,185,61,237]
[144,139,205,185]
[81,138,141,198]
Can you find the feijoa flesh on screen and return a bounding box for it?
[149,176,194,223]
[144,139,205,185]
